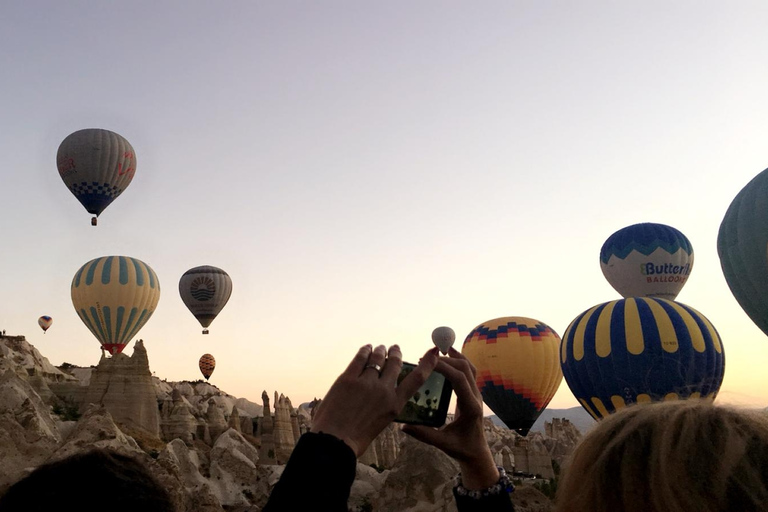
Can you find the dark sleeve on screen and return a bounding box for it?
[454,487,515,512]
[263,432,357,512]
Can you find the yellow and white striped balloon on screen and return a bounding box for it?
[71,256,161,355]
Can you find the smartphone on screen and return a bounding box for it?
[393,362,453,427]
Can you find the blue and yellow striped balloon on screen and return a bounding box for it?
[560,298,724,420]
[71,256,161,355]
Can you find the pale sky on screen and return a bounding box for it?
[2,1,768,413]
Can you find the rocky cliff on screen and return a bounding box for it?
[0,334,569,511]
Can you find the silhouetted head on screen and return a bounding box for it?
[0,448,175,512]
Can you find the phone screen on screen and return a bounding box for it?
[393,362,453,427]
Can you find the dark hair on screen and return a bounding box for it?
[0,449,175,512]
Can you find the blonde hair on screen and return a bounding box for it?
[555,400,768,512]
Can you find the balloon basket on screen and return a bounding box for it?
[91,217,98,226]
[202,329,209,335]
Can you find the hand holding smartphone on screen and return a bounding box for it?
[393,362,453,427]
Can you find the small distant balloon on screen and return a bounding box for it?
[179,266,233,334]
[431,326,455,354]
[600,222,693,300]
[38,316,53,334]
[199,354,215,380]
[57,128,137,226]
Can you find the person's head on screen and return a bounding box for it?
[556,399,768,512]
[0,448,175,512]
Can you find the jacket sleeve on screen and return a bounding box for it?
[454,485,516,511]
[263,432,357,512]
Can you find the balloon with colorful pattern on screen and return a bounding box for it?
[462,317,562,436]
[600,223,694,300]
[199,353,216,380]
[560,297,725,421]
[718,167,768,338]
[38,316,53,334]
[179,266,233,334]
[57,128,137,226]
[71,256,161,355]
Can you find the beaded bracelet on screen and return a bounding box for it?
[454,466,515,500]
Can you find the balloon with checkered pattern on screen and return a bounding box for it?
[57,128,136,226]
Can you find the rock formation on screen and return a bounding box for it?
[227,404,241,433]
[208,429,260,508]
[80,340,160,437]
[272,392,296,464]
[205,398,229,443]
[542,417,582,465]
[359,423,403,469]
[258,390,276,464]
[0,370,62,492]
[160,389,198,444]
[377,435,460,511]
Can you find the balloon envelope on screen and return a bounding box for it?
[462,317,562,435]
[71,256,161,355]
[431,326,455,354]
[179,266,232,333]
[718,167,768,338]
[199,354,216,380]
[600,223,693,300]
[560,297,724,421]
[57,128,136,221]
[38,316,53,333]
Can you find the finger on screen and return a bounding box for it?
[401,424,444,448]
[380,345,403,384]
[396,347,439,404]
[361,344,387,378]
[434,359,482,412]
[448,347,477,380]
[437,356,481,400]
[341,344,372,378]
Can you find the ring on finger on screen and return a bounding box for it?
[364,363,383,375]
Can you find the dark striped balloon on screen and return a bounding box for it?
[560,298,724,420]
[718,167,768,338]
[199,354,216,380]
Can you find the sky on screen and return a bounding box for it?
[2,1,768,413]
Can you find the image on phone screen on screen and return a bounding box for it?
[393,362,453,427]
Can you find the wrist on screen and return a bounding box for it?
[457,449,499,490]
[309,425,360,456]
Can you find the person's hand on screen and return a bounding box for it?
[310,344,440,457]
[402,347,500,490]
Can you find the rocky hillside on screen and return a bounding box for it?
[0,334,575,511]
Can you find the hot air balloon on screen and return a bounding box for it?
[38,316,53,333]
[600,223,693,300]
[718,167,768,338]
[71,256,161,355]
[57,128,136,226]
[431,326,455,354]
[199,354,216,380]
[462,317,562,435]
[560,298,724,421]
[179,266,232,334]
